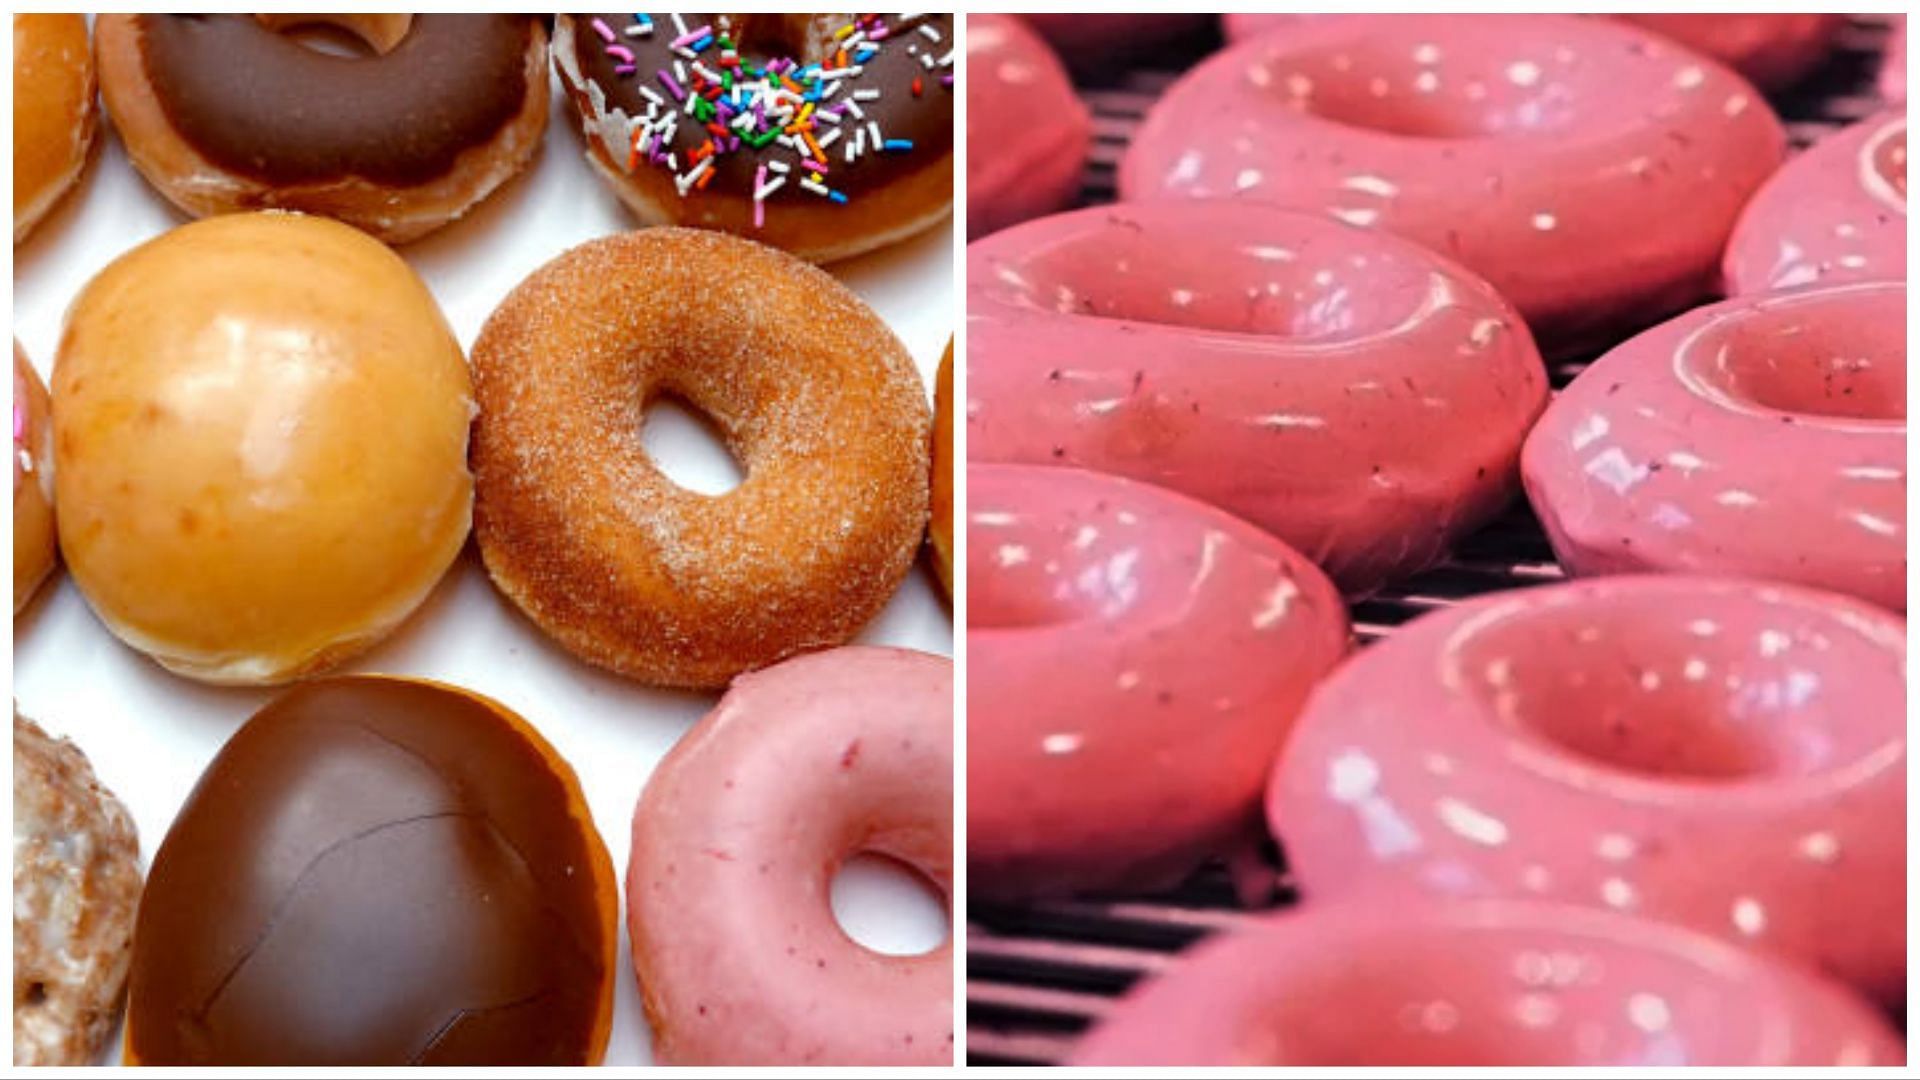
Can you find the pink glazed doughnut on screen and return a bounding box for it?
[967,202,1549,594]
[969,464,1347,901]
[967,14,1089,239]
[1724,110,1907,294]
[1070,901,1903,1066]
[626,646,953,1065]
[1619,14,1843,90]
[1020,15,1210,63]
[1522,283,1905,611]
[1121,14,1787,351]
[1268,577,1906,1005]
[1884,17,1906,102]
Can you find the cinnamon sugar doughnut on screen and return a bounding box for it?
[929,340,952,596]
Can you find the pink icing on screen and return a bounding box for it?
[966,14,1089,239]
[1884,17,1907,102]
[1618,13,1843,89]
[1724,109,1907,294]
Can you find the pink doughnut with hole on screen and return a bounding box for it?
[969,464,1347,901]
[1268,576,1906,1005]
[967,202,1549,594]
[967,14,1089,239]
[1619,14,1843,90]
[1121,14,1786,351]
[1522,283,1905,611]
[1884,17,1906,102]
[1724,109,1907,294]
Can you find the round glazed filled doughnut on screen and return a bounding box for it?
[1071,901,1902,1066]
[126,676,618,1066]
[14,344,56,614]
[968,203,1549,594]
[1523,283,1904,611]
[13,14,96,243]
[95,14,549,244]
[54,212,474,684]
[1619,14,1842,90]
[627,646,953,1065]
[970,465,1348,900]
[1269,576,1906,1005]
[1724,109,1906,294]
[1120,15,1787,350]
[929,340,953,596]
[554,14,953,263]
[471,228,930,689]
[967,13,1088,239]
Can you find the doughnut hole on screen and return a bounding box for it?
[639,393,745,496]
[830,852,950,957]
[1682,290,1906,422]
[256,14,412,57]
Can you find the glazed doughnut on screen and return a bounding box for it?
[1072,901,1903,1066]
[970,465,1347,900]
[95,15,549,244]
[1523,283,1904,611]
[13,14,96,243]
[967,14,1088,239]
[1121,15,1786,351]
[1619,14,1842,90]
[55,212,474,684]
[1724,109,1906,294]
[471,228,930,689]
[929,340,953,596]
[968,203,1549,594]
[14,344,56,614]
[627,646,952,1065]
[1269,576,1906,1005]
[1020,14,1211,67]
[554,14,953,263]
[1220,12,1333,42]
[1884,17,1907,102]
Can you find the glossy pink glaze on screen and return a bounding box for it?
[1268,577,1906,1005]
[1121,14,1787,351]
[1884,17,1906,102]
[968,464,1348,900]
[1724,109,1907,294]
[1523,284,1905,611]
[968,202,1549,594]
[1619,14,1843,90]
[1070,900,1903,1066]
[626,646,953,1065]
[967,14,1089,240]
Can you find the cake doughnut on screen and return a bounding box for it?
[970,465,1347,900]
[1071,901,1903,1066]
[1523,283,1904,611]
[471,228,930,689]
[1724,110,1906,294]
[1883,17,1906,102]
[94,15,549,244]
[55,212,474,684]
[929,340,953,596]
[1619,14,1842,91]
[14,713,142,1067]
[1121,15,1786,351]
[627,646,952,1065]
[967,14,1088,239]
[968,203,1549,594]
[13,14,96,243]
[554,14,953,263]
[1269,576,1906,1005]
[14,344,56,614]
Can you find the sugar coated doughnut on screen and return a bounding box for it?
[13,14,96,243]
[1270,576,1906,1005]
[1071,901,1902,1066]
[627,646,953,1065]
[967,14,1088,239]
[554,14,954,263]
[14,343,56,614]
[471,228,930,689]
[1121,15,1786,350]
[95,15,549,244]
[1619,14,1842,90]
[968,203,1549,594]
[929,340,953,596]
[1724,109,1906,294]
[54,212,474,684]
[1523,283,1904,611]
[970,465,1347,900]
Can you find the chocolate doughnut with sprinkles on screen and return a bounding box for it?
[555,14,953,262]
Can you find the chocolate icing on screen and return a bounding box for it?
[135,15,539,187]
[125,678,610,1066]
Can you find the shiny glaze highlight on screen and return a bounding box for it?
[1724,109,1907,294]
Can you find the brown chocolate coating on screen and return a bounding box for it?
[125,677,614,1066]
[133,14,539,187]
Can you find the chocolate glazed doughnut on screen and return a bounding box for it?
[94,15,548,243]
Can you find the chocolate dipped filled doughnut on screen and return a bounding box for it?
[95,15,549,244]
[967,14,1088,239]
[554,14,953,262]
[929,340,953,596]
[14,344,56,614]
[1724,109,1906,295]
[13,14,96,243]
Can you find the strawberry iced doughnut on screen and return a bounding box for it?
[1269,577,1906,1005]
[967,15,1088,239]
[1724,110,1906,294]
[969,465,1347,901]
[1020,15,1210,66]
[1883,17,1906,102]
[968,203,1548,594]
[1523,283,1905,611]
[1121,15,1786,351]
[1071,901,1903,1066]
[1221,12,1332,42]
[1620,14,1842,91]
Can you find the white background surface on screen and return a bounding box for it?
[12,43,954,1066]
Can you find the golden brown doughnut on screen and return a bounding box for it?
[13,14,96,242]
[930,339,953,597]
[471,228,931,688]
[14,343,56,614]
[54,212,474,685]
